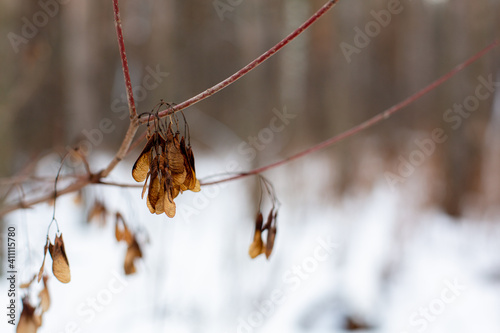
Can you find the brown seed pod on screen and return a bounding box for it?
[48,234,71,284]
[17,298,42,333]
[248,212,265,259]
[132,111,200,218]
[115,213,134,244]
[265,225,277,259]
[132,133,156,182]
[37,238,50,283]
[124,239,143,275]
[38,275,50,313]
[87,200,107,226]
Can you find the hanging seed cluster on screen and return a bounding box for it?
[132,111,200,217]
[115,212,143,275]
[249,177,279,259]
[17,274,50,333]
[38,233,71,284]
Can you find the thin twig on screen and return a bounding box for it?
[200,39,500,186]
[0,5,496,217]
[99,0,140,178]
[139,0,340,123]
[96,180,142,188]
[113,0,137,119]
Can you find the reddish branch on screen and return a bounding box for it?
[0,0,497,217]
[140,0,341,123]
[100,0,140,178]
[113,0,137,118]
[201,39,500,186]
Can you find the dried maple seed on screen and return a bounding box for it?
[38,276,50,313]
[248,212,265,258]
[37,238,50,282]
[124,239,143,275]
[265,225,277,259]
[132,112,200,217]
[48,234,71,284]
[17,298,42,333]
[248,230,264,259]
[115,213,144,275]
[132,134,156,182]
[115,213,134,244]
[87,200,107,226]
[262,210,274,231]
[20,275,36,289]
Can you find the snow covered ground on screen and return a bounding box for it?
[1,152,500,333]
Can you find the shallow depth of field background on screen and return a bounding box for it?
[1,0,500,332]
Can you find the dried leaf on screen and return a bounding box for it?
[17,298,42,333]
[48,234,71,284]
[38,276,50,313]
[124,239,143,275]
[37,238,50,283]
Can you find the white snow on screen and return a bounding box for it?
[1,152,500,333]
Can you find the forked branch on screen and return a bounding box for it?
[0,1,497,218]
[201,39,500,186]
[140,0,341,123]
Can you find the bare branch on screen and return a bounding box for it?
[0,0,496,219]
[139,0,341,123]
[200,39,500,186]
[113,0,137,119]
[99,0,142,179]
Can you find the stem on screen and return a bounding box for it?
[201,39,500,186]
[0,7,496,217]
[113,0,137,118]
[139,0,340,123]
[99,119,139,178]
[100,0,140,178]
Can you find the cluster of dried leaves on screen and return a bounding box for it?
[87,200,145,275]
[132,111,200,217]
[115,212,143,275]
[248,177,279,259]
[17,275,50,333]
[38,233,71,284]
